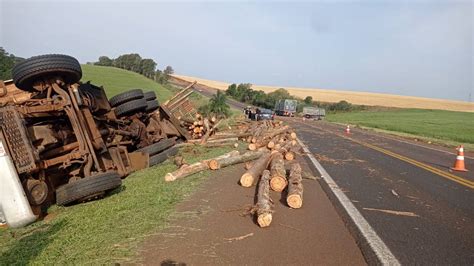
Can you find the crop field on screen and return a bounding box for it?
[173,74,474,112]
[0,66,236,264]
[327,109,474,145]
[81,65,174,102]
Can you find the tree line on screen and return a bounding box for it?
[0,47,24,80]
[94,53,174,84]
[225,83,361,113]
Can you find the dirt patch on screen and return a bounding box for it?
[139,158,365,265]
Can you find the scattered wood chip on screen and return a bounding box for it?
[363,207,419,217]
[391,189,399,198]
[224,233,254,242]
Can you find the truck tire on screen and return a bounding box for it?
[149,146,178,166]
[138,138,176,156]
[114,98,147,117]
[109,89,144,107]
[12,54,82,91]
[144,91,157,101]
[146,100,160,113]
[56,172,122,206]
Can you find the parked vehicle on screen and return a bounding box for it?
[0,54,181,228]
[248,108,273,121]
[302,107,326,120]
[274,99,297,116]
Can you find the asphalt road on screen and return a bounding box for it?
[287,118,474,264]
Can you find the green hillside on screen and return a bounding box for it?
[81,64,174,102]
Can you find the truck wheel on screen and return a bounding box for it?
[56,172,122,206]
[109,89,144,107]
[146,100,160,113]
[12,54,82,91]
[144,91,157,101]
[114,98,147,117]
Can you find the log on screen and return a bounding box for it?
[165,150,239,181]
[256,170,273,227]
[200,120,223,144]
[287,163,303,208]
[149,146,178,166]
[240,152,272,187]
[188,137,238,144]
[269,153,287,192]
[208,150,266,170]
[208,132,252,140]
[290,132,297,140]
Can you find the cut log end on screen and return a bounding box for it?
[165,173,176,182]
[257,213,273,227]
[284,152,295,161]
[208,160,220,170]
[270,176,288,192]
[290,132,297,140]
[287,194,303,209]
[240,173,254,187]
[248,143,258,151]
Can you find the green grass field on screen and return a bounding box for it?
[81,65,174,102]
[0,66,238,264]
[327,109,474,145]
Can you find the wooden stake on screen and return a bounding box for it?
[257,170,273,227]
[287,163,303,209]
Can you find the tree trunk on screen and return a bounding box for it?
[165,150,239,181]
[208,150,265,170]
[240,152,272,187]
[200,120,223,144]
[287,163,303,208]
[257,170,273,227]
[269,152,287,192]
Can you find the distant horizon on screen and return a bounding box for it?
[2,1,472,102]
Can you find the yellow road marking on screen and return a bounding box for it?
[294,120,474,189]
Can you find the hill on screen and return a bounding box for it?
[172,74,474,112]
[81,65,174,102]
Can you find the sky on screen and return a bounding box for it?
[0,0,472,102]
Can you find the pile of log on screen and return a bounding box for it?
[164,119,305,228]
[178,113,220,140]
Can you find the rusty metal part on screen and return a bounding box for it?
[128,151,149,172]
[81,107,107,152]
[25,178,49,205]
[42,151,84,168]
[0,106,38,173]
[0,80,7,97]
[107,146,132,178]
[41,141,79,159]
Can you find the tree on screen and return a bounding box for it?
[164,66,174,76]
[139,58,157,79]
[304,96,313,105]
[0,47,23,80]
[209,90,231,118]
[95,56,114,66]
[226,83,237,96]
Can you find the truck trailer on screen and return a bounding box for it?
[274,99,297,116]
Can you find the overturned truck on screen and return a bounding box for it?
[0,54,184,228]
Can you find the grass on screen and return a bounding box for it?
[81,65,174,102]
[327,109,474,146]
[0,146,235,264]
[0,66,238,264]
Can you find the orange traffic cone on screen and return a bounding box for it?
[450,145,468,172]
[345,125,351,134]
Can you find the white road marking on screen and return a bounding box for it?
[297,137,400,265]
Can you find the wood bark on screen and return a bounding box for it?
[269,152,287,192]
[208,150,266,170]
[256,170,273,227]
[239,152,272,187]
[165,150,239,181]
[287,163,303,209]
